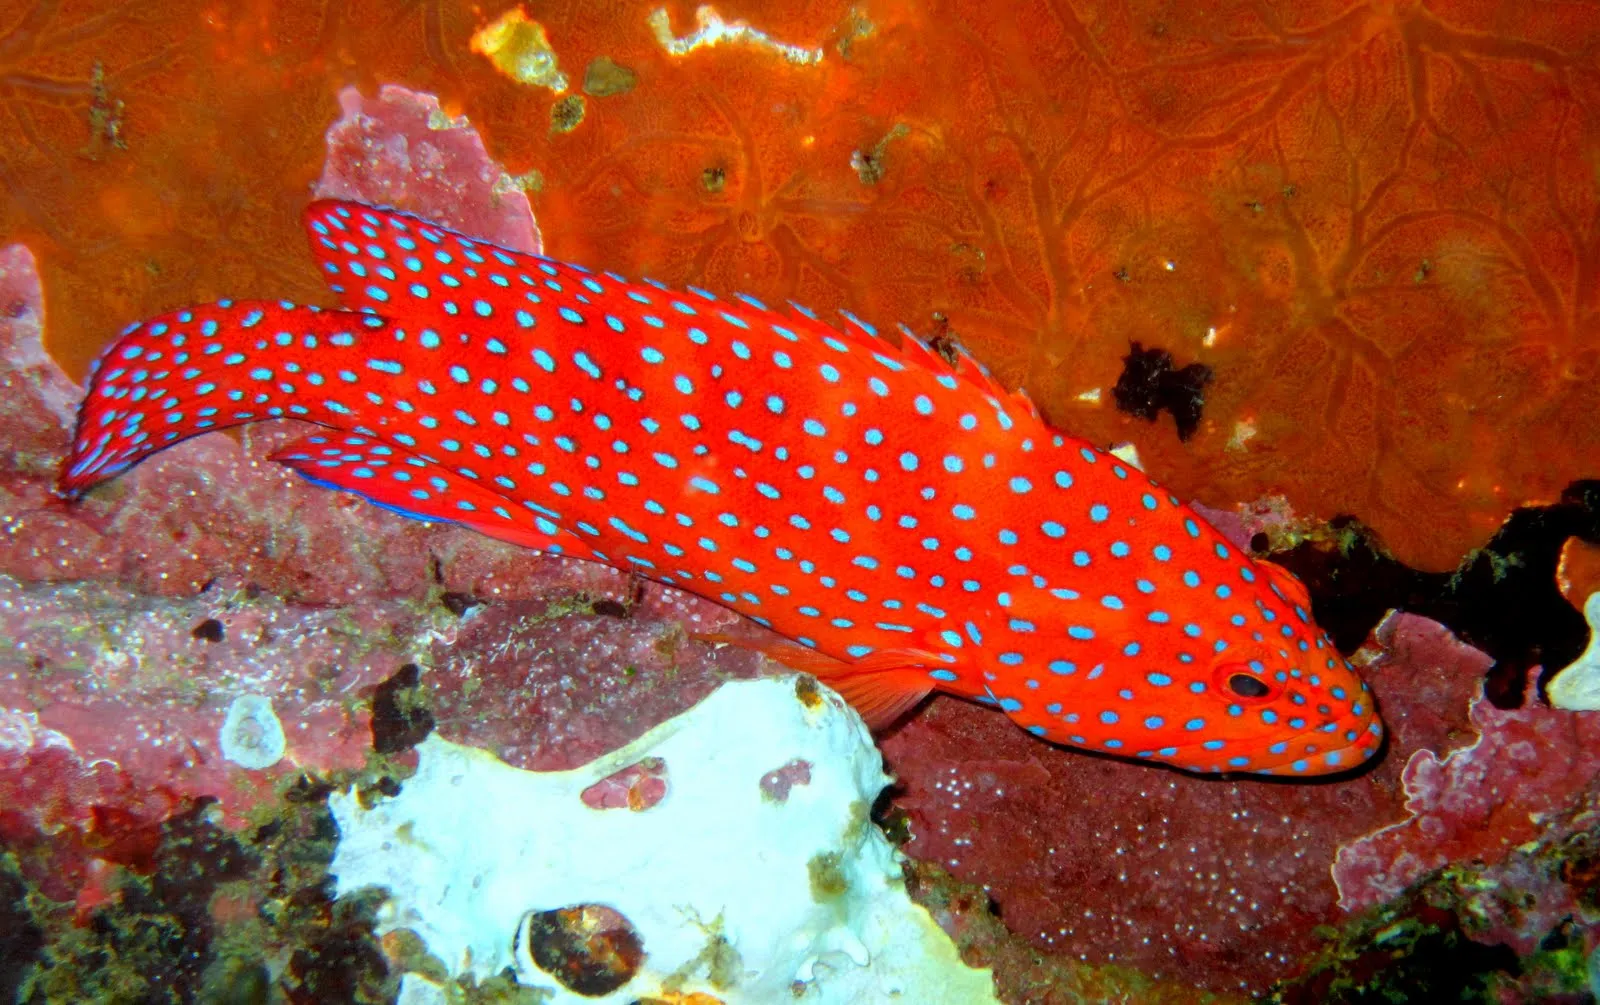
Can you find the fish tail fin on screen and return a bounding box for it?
[59,301,393,496]
[695,632,935,729]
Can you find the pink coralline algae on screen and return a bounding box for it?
[760,758,814,803]
[314,84,543,255]
[880,609,1498,993]
[0,572,431,900]
[422,600,761,773]
[581,757,669,812]
[1334,678,1600,922]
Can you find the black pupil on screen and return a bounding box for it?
[1228,674,1270,698]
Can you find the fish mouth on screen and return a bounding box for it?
[1247,715,1385,776]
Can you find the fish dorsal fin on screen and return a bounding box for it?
[696,633,937,730]
[1008,385,1041,420]
[950,333,1032,411]
[268,432,600,562]
[302,198,1021,412]
[894,321,1023,408]
[895,326,951,369]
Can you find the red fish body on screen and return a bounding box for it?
[61,200,1383,776]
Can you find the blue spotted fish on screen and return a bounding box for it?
[60,200,1384,775]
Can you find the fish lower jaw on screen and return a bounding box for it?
[1249,737,1382,776]
[1161,728,1381,777]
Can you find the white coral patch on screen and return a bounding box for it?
[327,676,996,1004]
[218,693,287,770]
[648,6,825,64]
[1549,592,1600,710]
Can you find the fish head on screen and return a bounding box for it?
[985,552,1383,777]
[1182,638,1383,776]
[1172,559,1383,776]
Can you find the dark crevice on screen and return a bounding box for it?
[370,663,435,754]
[1264,481,1600,708]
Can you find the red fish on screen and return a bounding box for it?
[60,200,1383,776]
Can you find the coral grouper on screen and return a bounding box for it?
[60,200,1384,776]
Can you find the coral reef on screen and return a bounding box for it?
[0,571,440,893]
[4,8,1600,995]
[9,777,397,1005]
[1333,677,1600,920]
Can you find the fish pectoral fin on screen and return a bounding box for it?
[269,433,599,560]
[824,647,943,729]
[818,662,935,730]
[692,635,934,730]
[1257,558,1314,611]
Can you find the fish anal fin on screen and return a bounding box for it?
[695,634,935,729]
[269,433,599,561]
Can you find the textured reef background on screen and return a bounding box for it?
[4,2,1600,1002]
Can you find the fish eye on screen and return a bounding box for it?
[1211,660,1279,703]
[1227,674,1270,698]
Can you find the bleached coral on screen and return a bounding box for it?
[328,676,996,1004]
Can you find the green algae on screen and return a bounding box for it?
[1269,825,1600,1005]
[1267,879,1518,1005]
[902,858,1247,1005]
[808,850,850,902]
[653,910,741,995]
[581,56,637,98]
[2,753,408,1003]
